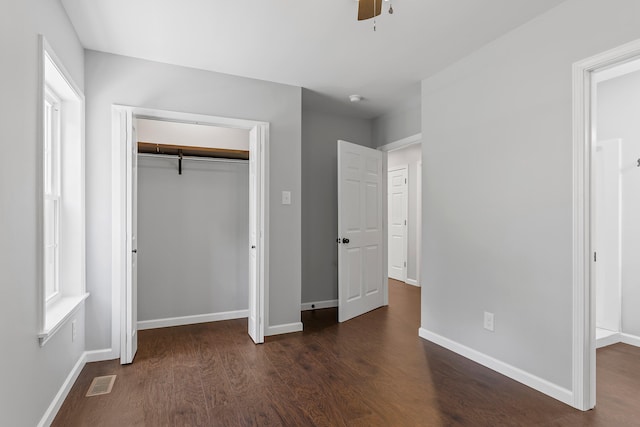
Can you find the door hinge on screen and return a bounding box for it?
[404,261,406,267]
[404,219,406,225]
[594,252,597,262]
[405,178,407,184]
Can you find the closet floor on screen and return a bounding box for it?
[53,281,640,426]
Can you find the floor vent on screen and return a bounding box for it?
[86,375,116,397]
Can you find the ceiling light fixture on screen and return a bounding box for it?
[357,0,394,31]
[349,95,363,103]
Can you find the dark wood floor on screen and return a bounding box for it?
[54,280,640,426]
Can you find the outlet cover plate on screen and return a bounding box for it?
[483,311,494,332]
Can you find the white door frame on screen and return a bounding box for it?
[572,38,640,411]
[111,105,269,359]
[416,160,422,287]
[379,133,422,287]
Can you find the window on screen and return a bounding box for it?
[44,88,61,303]
[38,37,88,345]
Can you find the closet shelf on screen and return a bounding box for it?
[138,141,249,160]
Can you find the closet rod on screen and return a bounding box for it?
[138,152,248,164]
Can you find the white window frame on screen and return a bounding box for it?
[38,36,89,346]
[44,88,61,304]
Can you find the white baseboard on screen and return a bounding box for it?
[137,309,248,331]
[301,299,338,311]
[405,278,420,287]
[595,332,640,349]
[621,332,640,348]
[596,332,620,349]
[84,348,115,363]
[38,352,87,427]
[418,328,573,407]
[265,322,303,336]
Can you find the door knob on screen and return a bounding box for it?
[251,245,256,249]
[132,249,137,253]
[343,238,350,244]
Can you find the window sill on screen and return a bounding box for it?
[39,293,89,346]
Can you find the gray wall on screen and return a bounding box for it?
[597,70,640,337]
[137,157,249,321]
[372,91,421,148]
[388,143,422,283]
[0,0,87,425]
[421,0,640,391]
[85,50,301,348]
[301,107,373,303]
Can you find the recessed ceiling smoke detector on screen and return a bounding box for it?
[349,95,363,103]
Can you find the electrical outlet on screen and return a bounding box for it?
[72,319,77,342]
[483,312,494,332]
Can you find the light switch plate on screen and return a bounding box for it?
[282,191,291,205]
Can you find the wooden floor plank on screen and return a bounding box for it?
[52,280,640,426]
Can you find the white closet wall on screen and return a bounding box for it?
[137,156,249,323]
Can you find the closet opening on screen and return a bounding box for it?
[112,106,269,364]
[135,118,251,333]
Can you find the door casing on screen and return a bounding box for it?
[111,105,269,361]
[572,38,640,411]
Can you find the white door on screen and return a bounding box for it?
[594,139,622,333]
[337,140,384,322]
[122,113,138,364]
[388,167,407,281]
[248,126,263,343]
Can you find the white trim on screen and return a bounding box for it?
[572,38,640,412]
[110,107,125,361]
[382,150,389,307]
[38,294,89,346]
[417,159,422,288]
[378,133,422,152]
[596,332,620,349]
[38,35,87,347]
[621,333,640,348]
[137,310,249,330]
[84,349,115,363]
[595,332,640,349]
[301,300,338,311]
[405,278,419,287]
[419,328,573,406]
[37,348,114,426]
[265,322,303,336]
[37,352,86,427]
[593,57,640,83]
[112,106,270,362]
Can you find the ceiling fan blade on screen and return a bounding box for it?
[357,0,382,21]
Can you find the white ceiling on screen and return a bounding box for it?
[61,0,565,119]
